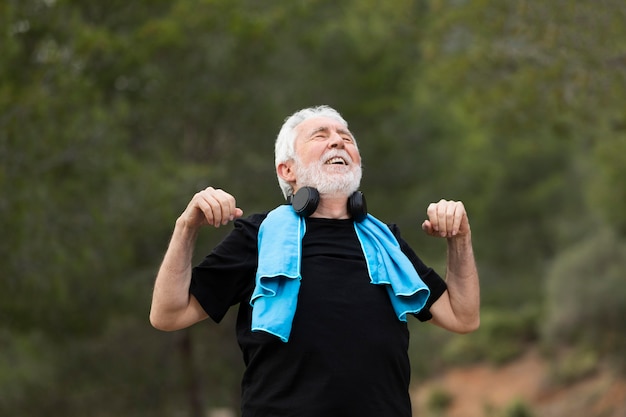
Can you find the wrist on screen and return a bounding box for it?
[447,232,473,256]
[447,230,471,244]
[174,217,200,240]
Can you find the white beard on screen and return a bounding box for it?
[294,150,362,197]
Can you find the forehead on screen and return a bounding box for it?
[295,116,350,139]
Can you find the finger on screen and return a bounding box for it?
[224,192,237,224]
[197,191,221,227]
[207,188,244,226]
[426,203,438,232]
[436,199,449,237]
[208,195,225,227]
[421,219,434,236]
[445,201,457,237]
[187,196,211,227]
[451,201,465,236]
[196,187,227,227]
[216,189,245,225]
[213,188,235,225]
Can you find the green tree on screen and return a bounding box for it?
[543,228,626,366]
[407,0,626,303]
[2,0,625,415]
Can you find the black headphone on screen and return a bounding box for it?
[288,186,368,222]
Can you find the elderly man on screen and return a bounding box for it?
[150,105,479,417]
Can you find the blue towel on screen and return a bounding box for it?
[250,205,430,342]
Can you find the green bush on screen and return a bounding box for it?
[426,387,454,415]
[502,399,535,417]
[543,228,626,370]
[441,306,540,366]
[549,348,599,385]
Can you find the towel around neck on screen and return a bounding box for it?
[250,205,430,342]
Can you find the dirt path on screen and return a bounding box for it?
[411,350,626,417]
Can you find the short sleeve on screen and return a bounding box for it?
[388,223,447,322]
[190,214,265,323]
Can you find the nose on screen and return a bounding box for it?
[328,131,344,148]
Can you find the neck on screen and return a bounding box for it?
[310,194,350,219]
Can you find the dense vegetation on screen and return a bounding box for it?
[2,0,625,415]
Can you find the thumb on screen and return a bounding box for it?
[421,220,432,234]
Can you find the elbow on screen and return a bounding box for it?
[149,310,178,332]
[149,314,167,331]
[456,315,480,334]
[432,313,480,334]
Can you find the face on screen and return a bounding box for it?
[289,116,362,197]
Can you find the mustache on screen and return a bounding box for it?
[320,149,354,165]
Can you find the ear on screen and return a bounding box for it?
[277,160,296,182]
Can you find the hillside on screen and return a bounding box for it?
[411,350,626,417]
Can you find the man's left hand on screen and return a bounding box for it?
[421,199,471,239]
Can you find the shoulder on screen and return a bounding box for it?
[211,212,268,252]
[384,222,407,245]
[386,222,401,236]
[234,212,268,229]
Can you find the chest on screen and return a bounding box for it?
[295,221,400,336]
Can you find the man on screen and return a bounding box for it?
[150,105,480,417]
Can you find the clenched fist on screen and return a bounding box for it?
[421,199,470,239]
[179,186,244,229]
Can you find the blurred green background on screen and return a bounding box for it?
[1,0,625,416]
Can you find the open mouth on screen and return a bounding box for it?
[325,157,348,165]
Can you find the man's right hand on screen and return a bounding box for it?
[150,186,243,331]
[179,186,244,229]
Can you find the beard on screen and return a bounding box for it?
[294,150,362,197]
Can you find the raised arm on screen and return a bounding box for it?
[421,199,480,334]
[149,187,243,331]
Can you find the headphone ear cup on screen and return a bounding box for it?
[291,187,367,221]
[348,191,367,222]
[291,187,320,218]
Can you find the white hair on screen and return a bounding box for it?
[274,105,357,199]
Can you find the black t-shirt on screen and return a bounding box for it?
[190,213,447,417]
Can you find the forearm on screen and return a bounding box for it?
[149,218,199,329]
[444,232,480,331]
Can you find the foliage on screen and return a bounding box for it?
[1,0,625,415]
[426,386,454,415]
[542,228,626,365]
[441,306,539,366]
[502,399,535,417]
[413,0,626,270]
[546,347,599,386]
